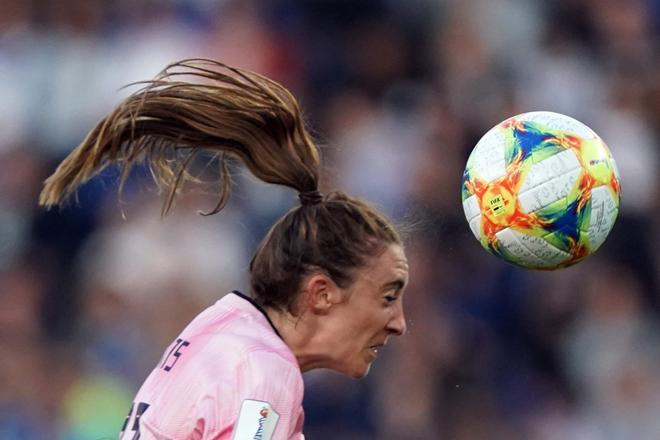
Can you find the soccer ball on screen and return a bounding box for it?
[461,111,621,270]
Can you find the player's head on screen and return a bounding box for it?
[38,58,408,378]
[250,192,409,378]
[287,240,408,378]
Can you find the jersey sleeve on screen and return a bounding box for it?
[214,350,305,440]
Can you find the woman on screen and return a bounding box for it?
[39,59,408,439]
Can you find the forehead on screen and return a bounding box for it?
[356,243,409,284]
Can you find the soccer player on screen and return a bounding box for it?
[39,59,409,439]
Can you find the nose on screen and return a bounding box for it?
[387,305,407,336]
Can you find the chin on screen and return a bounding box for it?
[346,363,372,379]
[329,353,374,379]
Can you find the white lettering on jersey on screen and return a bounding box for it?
[232,399,280,440]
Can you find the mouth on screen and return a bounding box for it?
[369,343,385,355]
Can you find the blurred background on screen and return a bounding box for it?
[0,0,658,438]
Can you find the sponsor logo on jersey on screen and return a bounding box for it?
[233,400,280,440]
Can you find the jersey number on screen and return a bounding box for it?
[120,401,150,439]
[160,338,190,372]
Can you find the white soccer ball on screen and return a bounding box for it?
[461,111,621,269]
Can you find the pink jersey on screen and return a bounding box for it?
[120,291,305,440]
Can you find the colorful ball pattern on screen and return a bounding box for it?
[461,111,621,270]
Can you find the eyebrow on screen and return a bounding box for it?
[382,279,406,292]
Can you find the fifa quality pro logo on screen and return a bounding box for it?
[254,407,270,439]
[233,400,280,440]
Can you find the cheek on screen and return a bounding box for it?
[332,300,387,347]
[346,314,386,346]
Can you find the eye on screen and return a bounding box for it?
[384,295,397,304]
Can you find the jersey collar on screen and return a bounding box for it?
[230,290,283,340]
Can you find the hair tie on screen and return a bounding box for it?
[298,190,323,206]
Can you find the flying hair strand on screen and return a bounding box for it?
[39,58,321,216]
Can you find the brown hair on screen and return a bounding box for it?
[39,58,401,312]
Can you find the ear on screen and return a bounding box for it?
[300,273,343,315]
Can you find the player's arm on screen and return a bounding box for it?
[232,351,304,440]
[213,351,304,440]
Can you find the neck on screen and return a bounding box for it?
[264,306,333,372]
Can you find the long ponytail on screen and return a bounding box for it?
[39,58,320,215]
[40,58,402,313]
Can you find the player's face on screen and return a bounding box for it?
[327,243,409,378]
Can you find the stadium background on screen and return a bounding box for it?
[1,0,658,438]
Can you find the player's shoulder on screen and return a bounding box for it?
[176,291,300,378]
[242,345,300,374]
[203,293,295,357]
[231,326,302,389]
[206,327,299,380]
[190,316,297,370]
[183,292,274,340]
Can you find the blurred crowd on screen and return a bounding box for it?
[1,0,659,439]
